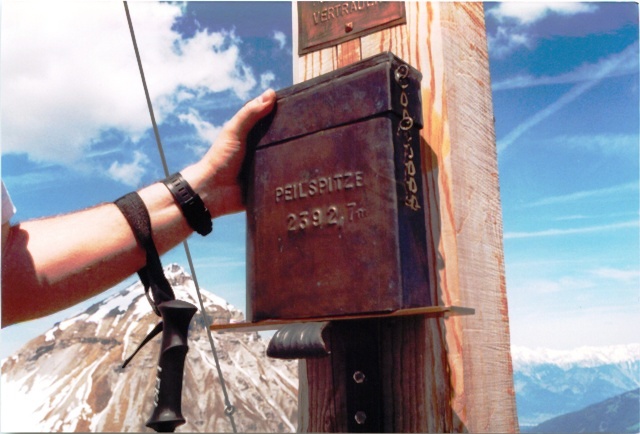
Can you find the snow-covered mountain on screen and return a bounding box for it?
[512,344,640,427]
[3,265,637,432]
[512,344,640,370]
[1,264,299,432]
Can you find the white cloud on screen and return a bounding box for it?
[554,133,639,157]
[259,71,276,90]
[497,80,599,152]
[513,276,595,294]
[497,43,637,153]
[510,268,639,298]
[525,182,638,207]
[504,220,639,239]
[107,151,150,187]
[272,30,287,50]
[1,2,257,181]
[493,42,639,91]
[487,2,598,59]
[509,305,640,349]
[488,27,533,59]
[488,2,598,25]
[507,269,640,348]
[591,267,640,283]
[178,108,222,146]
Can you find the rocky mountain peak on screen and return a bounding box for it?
[1,264,298,432]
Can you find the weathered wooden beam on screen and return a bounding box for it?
[293,2,518,432]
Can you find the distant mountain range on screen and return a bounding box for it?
[1,264,638,432]
[522,388,639,433]
[512,344,640,428]
[1,265,298,432]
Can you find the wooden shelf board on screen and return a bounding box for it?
[209,305,474,333]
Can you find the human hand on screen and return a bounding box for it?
[182,88,276,217]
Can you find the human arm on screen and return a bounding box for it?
[1,89,276,327]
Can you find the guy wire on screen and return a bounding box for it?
[123,2,238,432]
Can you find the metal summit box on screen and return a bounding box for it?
[245,52,431,321]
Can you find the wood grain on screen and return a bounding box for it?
[292,2,518,432]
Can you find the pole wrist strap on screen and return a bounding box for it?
[114,191,175,314]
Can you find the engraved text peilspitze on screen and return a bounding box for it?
[275,171,364,203]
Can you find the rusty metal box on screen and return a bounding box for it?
[246,52,431,321]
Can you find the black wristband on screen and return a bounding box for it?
[163,172,212,236]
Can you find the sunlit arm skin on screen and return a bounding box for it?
[1,89,276,327]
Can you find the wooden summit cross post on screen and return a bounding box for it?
[292,2,518,432]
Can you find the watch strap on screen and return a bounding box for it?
[163,172,212,236]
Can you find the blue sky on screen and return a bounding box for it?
[1,2,638,358]
[485,2,638,350]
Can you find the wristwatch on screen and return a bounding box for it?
[163,172,212,236]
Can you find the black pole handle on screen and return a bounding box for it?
[145,300,197,432]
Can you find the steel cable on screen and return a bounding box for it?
[123,2,238,431]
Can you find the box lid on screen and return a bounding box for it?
[250,52,423,148]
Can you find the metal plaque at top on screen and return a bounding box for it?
[298,1,406,55]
